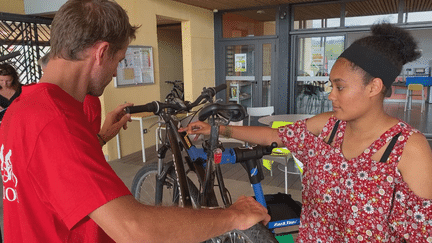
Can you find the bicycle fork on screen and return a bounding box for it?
[155,144,170,206]
[239,158,267,208]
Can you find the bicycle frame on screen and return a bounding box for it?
[165,80,184,101]
[128,83,301,233]
[155,111,202,207]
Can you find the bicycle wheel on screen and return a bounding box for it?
[204,224,278,243]
[131,161,200,207]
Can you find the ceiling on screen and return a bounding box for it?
[170,0,432,21]
[170,0,324,11]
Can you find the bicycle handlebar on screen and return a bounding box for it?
[124,84,227,114]
[124,102,158,114]
[233,142,277,162]
[187,142,278,164]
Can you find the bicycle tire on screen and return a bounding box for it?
[203,223,278,243]
[131,161,200,207]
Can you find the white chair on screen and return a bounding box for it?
[246,106,274,126]
[245,106,274,148]
[404,84,425,113]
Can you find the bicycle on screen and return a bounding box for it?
[127,85,300,242]
[165,80,184,101]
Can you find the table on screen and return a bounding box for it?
[116,112,157,163]
[258,114,313,193]
[406,77,432,104]
[258,114,314,126]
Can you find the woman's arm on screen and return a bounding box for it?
[397,132,432,199]
[220,125,283,147]
[180,121,283,147]
[180,112,333,147]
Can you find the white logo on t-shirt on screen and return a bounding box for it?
[1,145,18,202]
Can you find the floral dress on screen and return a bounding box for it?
[278,116,432,242]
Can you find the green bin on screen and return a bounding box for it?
[275,234,294,243]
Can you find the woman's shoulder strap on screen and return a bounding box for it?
[326,119,341,145]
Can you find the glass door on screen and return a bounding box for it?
[294,35,344,114]
[225,44,255,108]
[262,43,273,107]
[224,40,277,110]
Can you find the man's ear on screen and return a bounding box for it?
[94,42,110,65]
[368,77,385,97]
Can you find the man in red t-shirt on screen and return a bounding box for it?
[0,0,270,242]
[39,52,132,147]
[82,94,102,134]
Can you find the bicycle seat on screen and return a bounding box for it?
[198,103,247,122]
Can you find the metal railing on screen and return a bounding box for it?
[0,12,52,84]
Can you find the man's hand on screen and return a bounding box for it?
[98,103,133,143]
[227,196,271,231]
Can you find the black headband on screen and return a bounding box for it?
[339,43,400,89]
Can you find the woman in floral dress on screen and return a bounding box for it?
[181,23,432,242]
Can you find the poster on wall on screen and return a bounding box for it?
[235,53,247,72]
[114,46,154,87]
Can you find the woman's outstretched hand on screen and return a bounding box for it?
[178,120,212,136]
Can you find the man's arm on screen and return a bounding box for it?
[89,195,270,243]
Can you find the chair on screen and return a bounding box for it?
[404,84,425,112]
[245,106,275,170]
[263,121,303,194]
[247,106,275,126]
[246,106,274,146]
[247,107,303,194]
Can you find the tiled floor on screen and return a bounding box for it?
[1,99,430,241]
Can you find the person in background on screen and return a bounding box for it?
[0,0,270,242]
[38,52,132,146]
[181,23,432,242]
[0,63,22,121]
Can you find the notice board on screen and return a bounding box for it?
[114,46,154,87]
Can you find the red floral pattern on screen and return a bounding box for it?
[278,116,432,242]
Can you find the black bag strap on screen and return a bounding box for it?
[379,132,401,162]
[327,120,341,145]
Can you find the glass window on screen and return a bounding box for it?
[297,36,344,77]
[295,36,344,114]
[404,0,432,23]
[222,9,276,38]
[345,0,399,27]
[293,3,341,30]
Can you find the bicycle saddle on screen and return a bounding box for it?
[198,103,247,122]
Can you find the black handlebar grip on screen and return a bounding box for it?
[124,102,157,114]
[263,142,278,155]
[213,83,227,94]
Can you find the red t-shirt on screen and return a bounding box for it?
[83,95,102,134]
[0,83,131,242]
